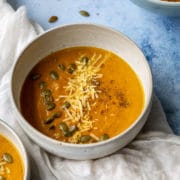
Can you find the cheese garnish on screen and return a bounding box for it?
[60,53,105,143]
[0,160,10,175]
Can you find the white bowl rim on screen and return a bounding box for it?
[138,0,180,6]
[0,119,29,180]
[10,23,153,148]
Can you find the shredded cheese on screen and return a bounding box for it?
[0,159,10,175]
[90,133,99,141]
[60,53,106,143]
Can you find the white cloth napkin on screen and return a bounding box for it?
[0,1,180,179]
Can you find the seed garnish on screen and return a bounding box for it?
[58,64,66,71]
[79,10,90,17]
[50,71,59,80]
[48,16,58,23]
[2,153,13,163]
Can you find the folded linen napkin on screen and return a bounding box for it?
[0,0,180,179]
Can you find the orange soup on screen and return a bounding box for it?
[0,134,24,180]
[20,47,144,144]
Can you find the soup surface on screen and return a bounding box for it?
[21,47,144,144]
[0,134,24,180]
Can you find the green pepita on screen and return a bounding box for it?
[44,95,54,103]
[44,112,61,124]
[50,71,59,80]
[2,153,13,163]
[46,102,56,111]
[69,125,78,134]
[53,112,61,118]
[58,64,66,71]
[59,122,69,132]
[67,64,76,74]
[62,101,71,109]
[49,125,55,130]
[30,73,41,80]
[44,116,54,124]
[79,10,90,17]
[81,56,89,65]
[80,135,91,143]
[67,67,74,74]
[63,131,72,137]
[41,89,51,97]
[39,81,47,89]
[99,134,109,141]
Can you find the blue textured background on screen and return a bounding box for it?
[8,0,180,134]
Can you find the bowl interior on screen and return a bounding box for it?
[12,24,152,119]
[0,120,29,179]
[10,24,153,160]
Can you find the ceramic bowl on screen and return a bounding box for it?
[130,0,180,16]
[0,120,30,179]
[11,24,153,160]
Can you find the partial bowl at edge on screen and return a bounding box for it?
[0,120,30,180]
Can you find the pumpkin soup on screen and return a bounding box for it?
[20,47,144,144]
[0,134,24,180]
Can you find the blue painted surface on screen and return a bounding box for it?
[7,0,180,134]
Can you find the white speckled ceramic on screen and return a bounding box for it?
[10,24,153,160]
[0,120,30,180]
[130,0,180,16]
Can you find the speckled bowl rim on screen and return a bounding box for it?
[10,23,153,149]
[143,0,180,6]
[0,120,29,180]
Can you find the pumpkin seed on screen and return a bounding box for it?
[79,10,90,17]
[49,125,55,130]
[67,64,76,74]
[59,122,69,132]
[59,122,75,137]
[39,81,46,89]
[53,112,61,118]
[48,16,58,23]
[2,153,13,163]
[58,64,66,71]
[63,131,73,137]
[44,116,54,124]
[99,134,109,141]
[62,101,71,109]
[81,56,89,65]
[50,71,59,80]
[44,112,61,124]
[41,89,51,97]
[80,135,91,143]
[46,102,56,111]
[69,125,78,134]
[44,95,54,103]
[67,67,74,74]
[30,73,41,80]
